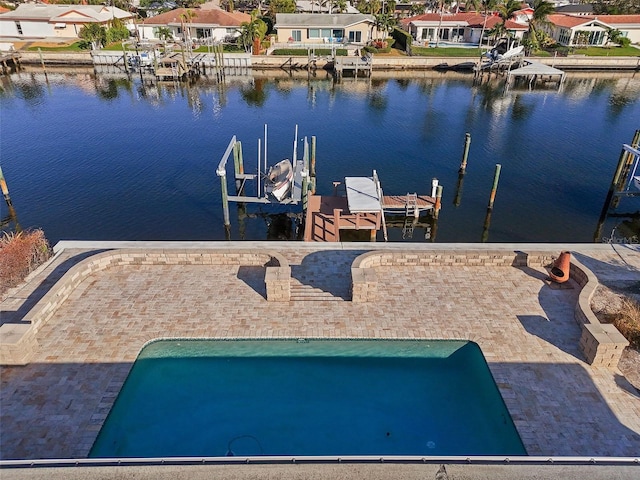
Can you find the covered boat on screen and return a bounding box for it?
[264,159,293,201]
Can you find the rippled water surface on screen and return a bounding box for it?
[1,68,639,243]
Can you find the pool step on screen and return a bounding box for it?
[289,283,349,301]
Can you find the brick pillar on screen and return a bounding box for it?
[580,323,629,368]
[265,266,290,302]
[351,268,377,303]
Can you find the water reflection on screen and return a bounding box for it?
[1,67,639,243]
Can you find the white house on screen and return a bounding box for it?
[274,13,379,46]
[402,13,528,46]
[139,8,251,42]
[0,4,133,40]
[545,14,640,46]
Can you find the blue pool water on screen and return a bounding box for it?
[89,339,525,458]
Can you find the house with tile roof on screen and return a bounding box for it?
[0,4,133,41]
[401,13,528,46]
[139,7,251,42]
[545,14,640,46]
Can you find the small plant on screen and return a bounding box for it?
[612,297,640,349]
[0,229,52,297]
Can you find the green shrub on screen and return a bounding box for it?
[271,48,347,56]
[391,27,412,53]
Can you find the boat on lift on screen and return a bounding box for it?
[264,159,293,201]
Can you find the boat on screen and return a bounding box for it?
[264,159,293,201]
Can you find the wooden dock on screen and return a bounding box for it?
[381,194,436,216]
[303,195,381,242]
[334,54,372,79]
[0,51,21,75]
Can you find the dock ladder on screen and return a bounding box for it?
[405,193,419,218]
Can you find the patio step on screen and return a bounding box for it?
[290,282,349,301]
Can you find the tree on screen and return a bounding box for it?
[526,0,554,52]
[490,0,520,43]
[466,0,497,48]
[593,0,640,15]
[268,0,296,17]
[332,0,348,13]
[606,27,631,47]
[238,12,267,53]
[410,3,426,15]
[179,9,196,44]
[79,23,107,50]
[156,26,173,41]
[374,13,396,39]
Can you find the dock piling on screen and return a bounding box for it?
[453,172,465,207]
[434,185,443,218]
[37,48,48,79]
[310,136,317,194]
[459,133,471,174]
[487,164,502,210]
[0,165,13,207]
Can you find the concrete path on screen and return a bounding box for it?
[1,242,639,462]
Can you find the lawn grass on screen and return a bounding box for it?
[571,45,640,57]
[27,42,85,51]
[411,47,483,57]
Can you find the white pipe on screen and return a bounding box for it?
[293,124,299,163]
[431,178,439,198]
[257,138,261,198]
[264,124,268,173]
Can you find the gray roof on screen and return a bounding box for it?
[555,4,594,13]
[275,13,374,29]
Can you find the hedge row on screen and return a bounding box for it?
[271,48,348,56]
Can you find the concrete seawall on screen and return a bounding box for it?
[17,50,640,71]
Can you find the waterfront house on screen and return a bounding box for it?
[0,4,133,41]
[545,14,640,46]
[401,13,528,46]
[274,13,379,47]
[139,8,251,42]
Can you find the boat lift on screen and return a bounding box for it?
[216,125,316,229]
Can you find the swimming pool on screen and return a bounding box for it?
[89,339,525,458]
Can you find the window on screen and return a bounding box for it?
[292,30,301,42]
[349,31,362,42]
[321,28,331,38]
[309,28,320,39]
[15,21,23,35]
[558,28,570,45]
[332,29,343,41]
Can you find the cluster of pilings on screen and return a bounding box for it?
[594,129,640,242]
[453,132,502,242]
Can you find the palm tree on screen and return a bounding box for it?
[156,27,173,41]
[79,23,107,50]
[492,0,520,45]
[239,12,267,53]
[332,0,348,13]
[527,0,554,52]
[374,12,396,39]
[434,0,452,48]
[466,0,497,48]
[179,9,196,45]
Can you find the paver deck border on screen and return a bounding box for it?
[0,248,291,365]
[350,249,629,368]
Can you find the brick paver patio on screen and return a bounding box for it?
[1,242,639,460]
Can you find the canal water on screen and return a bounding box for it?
[1,68,639,244]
